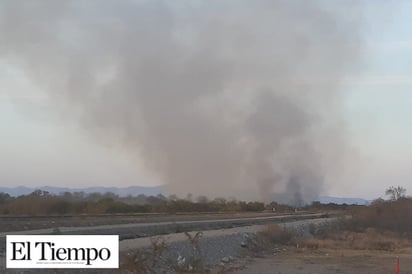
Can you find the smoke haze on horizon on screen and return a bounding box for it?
[0,1,365,202]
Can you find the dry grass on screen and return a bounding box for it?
[299,228,411,251]
[119,232,212,274]
[257,224,294,245]
[351,198,412,234]
[119,236,168,274]
[172,231,209,274]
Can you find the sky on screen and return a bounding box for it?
[1,1,412,200]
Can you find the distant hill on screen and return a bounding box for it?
[0,185,165,197]
[317,196,370,205]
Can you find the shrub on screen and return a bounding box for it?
[350,197,412,234]
[258,224,294,245]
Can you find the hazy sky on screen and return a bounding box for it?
[1,1,411,200]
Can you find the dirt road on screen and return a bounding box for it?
[234,249,412,274]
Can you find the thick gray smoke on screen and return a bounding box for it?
[0,1,362,202]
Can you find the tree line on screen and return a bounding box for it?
[0,188,371,216]
[0,190,266,215]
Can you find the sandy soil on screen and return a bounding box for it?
[234,248,412,274]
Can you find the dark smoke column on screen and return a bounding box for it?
[0,0,363,202]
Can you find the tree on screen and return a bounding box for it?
[385,186,406,201]
[185,193,193,202]
[29,190,50,197]
[196,195,208,204]
[0,192,11,204]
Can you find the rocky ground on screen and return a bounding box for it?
[0,213,325,259]
[1,217,330,273]
[3,214,412,273]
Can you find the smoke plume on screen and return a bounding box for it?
[0,1,362,202]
